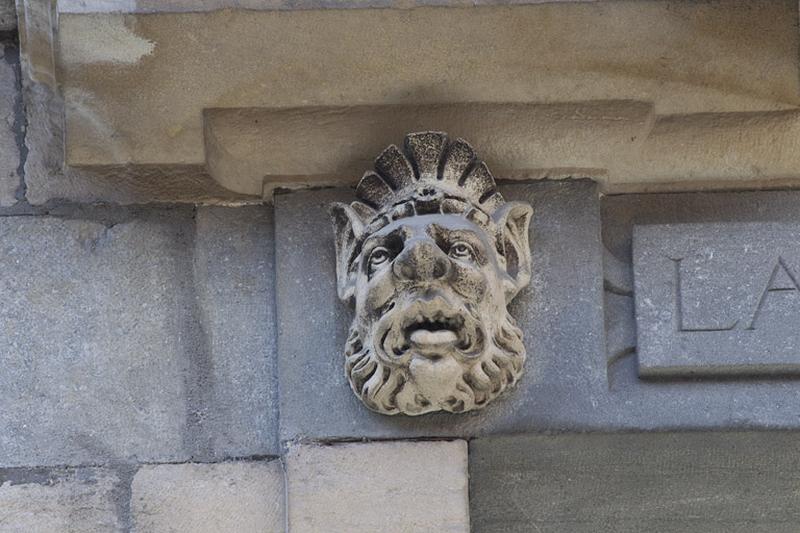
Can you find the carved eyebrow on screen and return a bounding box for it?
[428,225,486,246]
[362,226,408,253]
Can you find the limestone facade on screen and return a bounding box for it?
[3,0,800,531]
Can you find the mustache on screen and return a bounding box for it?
[372,295,485,365]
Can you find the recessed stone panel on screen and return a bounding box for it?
[276,180,608,441]
[634,223,800,377]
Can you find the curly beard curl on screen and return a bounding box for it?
[344,314,526,415]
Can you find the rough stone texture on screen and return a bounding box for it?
[0,210,194,467]
[194,206,279,457]
[0,0,15,30]
[0,41,20,206]
[276,180,607,441]
[56,0,614,12]
[131,461,284,533]
[470,431,800,533]
[0,468,122,532]
[634,223,800,377]
[0,206,280,466]
[286,440,469,533]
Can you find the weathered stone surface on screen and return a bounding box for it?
[194,206,279,457]
[131,461,284,533]
[0,41,20,206]
[0,212,196,467]
[634,223,800,377]
[276,180,607,441]
[330,132,532,416]
[0,468,122,532]
[470,431,800,533]
[208,104,800,197]
[206,101,654,196]
[286,440,469,533]
[0,0,15,31]
[59,2,799,170]
[14,1,800,200]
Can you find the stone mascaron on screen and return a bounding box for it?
[331,132,533,415]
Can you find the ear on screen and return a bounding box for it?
[330,202,369,302]
[492,201,533,301]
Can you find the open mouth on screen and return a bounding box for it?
[405,314,463,345]
[398,311,469,359]
[378,299,481,361]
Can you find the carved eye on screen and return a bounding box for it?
[449,241,475,261]
[368,247,392,273]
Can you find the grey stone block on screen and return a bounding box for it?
[470,431,800,533]
[275,180,608,442]
[194,206,279,457]
[0,467,123,532]
[0,211,197,467]
[634,222,800,377]
[0,42,20,206]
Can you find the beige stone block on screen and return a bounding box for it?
[206,103,800,196]
[286,440,470,533]
[131,461,285,533]
[205,101,652,195]
[0,469,122,533]
[58,1,798,170]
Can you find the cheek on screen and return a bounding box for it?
[356,267,397,316]
[449,262,490,302]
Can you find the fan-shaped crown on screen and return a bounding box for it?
[354,132,505,220]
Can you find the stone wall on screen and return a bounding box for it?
[4,1,800,531]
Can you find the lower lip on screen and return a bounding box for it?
[409,329,458,346]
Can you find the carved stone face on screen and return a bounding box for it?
[331,132,532,415]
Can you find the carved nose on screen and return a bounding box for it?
[393,238,451,281]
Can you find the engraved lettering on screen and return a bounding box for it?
[671,257,738,332]
[746,256,800,330]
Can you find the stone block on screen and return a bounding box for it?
[634,222,800,377]
[194,206,279,457]
[0,211,196,467]
[0,467,122,532]
[470,431,800,533]
[286,440,469,533]
[0,0,15,31]
[59,2,798,172]
[276,180,607,442]
[131,461,284,533]
[0,42,20,206]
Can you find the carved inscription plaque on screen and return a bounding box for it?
[634,223,800,377]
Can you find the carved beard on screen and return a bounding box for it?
[343,312,526,415]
